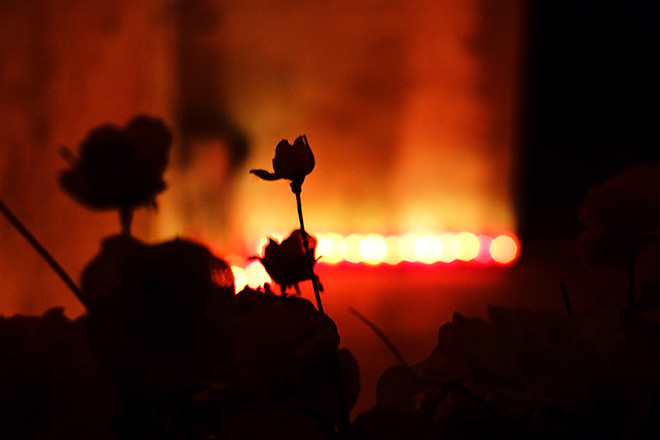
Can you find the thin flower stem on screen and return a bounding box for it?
[294,188,324,314]
[559,281,573,315]
[451,383,498,416]
[625,236,637,314]
[0,198,92,311]
[349,307,409,367]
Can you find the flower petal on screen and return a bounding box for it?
[295,135,315,174]
[272,137,315,181]
[250,169,282,181]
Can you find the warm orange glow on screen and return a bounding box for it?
[344,234,364,264]
[245,260,272,288]
[384,236,403,265]
[359,234,388,264]
[489,235,519,264]
[438,233,458,263]
[317,233,347,264]
[235,231,519,292]
[455,232,480,261]
[414,235,443,263]
[231,266,249,292]
[398,233,421,262]
[475,235,494,263]
[247,231,518,269]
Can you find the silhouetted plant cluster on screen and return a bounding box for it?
[1,116,660,439]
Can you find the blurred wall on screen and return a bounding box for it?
[0,0,524,316]
[194,1,525,249]
[0,0,176,316]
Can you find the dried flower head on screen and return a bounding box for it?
[250,136,315,191]
[59,115,172,211]
[258,229,317,293]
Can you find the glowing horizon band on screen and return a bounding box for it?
[231,232,519,292]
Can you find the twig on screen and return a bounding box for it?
[0,198,91,311]
[625,236,637,314]
[559,281,572,315]
[349,307,409,367]
[452,383,498,416]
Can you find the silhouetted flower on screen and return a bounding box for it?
[82,236,235,396]
[0,308,119,438]
[223,288,348,435]
[60,115,172,211]
[572,164,660,264]
[250,136,315,189]
[447,306,627,408]
[258,229,318,293]
[229,290,339,397]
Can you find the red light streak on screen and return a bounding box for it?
[232,231,519,292]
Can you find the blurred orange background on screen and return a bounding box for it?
[0,0,527,415]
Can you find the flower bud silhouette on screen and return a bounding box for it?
[258,229,317,294]
[250,136,315,191]
[59,115,172,235]
[250,135,323,312]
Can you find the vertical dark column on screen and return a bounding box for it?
[173,0,248,244]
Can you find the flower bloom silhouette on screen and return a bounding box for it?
[59,115,172,212]
[258,229,318,294]
[250,136,315,190]
[249,135,324,312]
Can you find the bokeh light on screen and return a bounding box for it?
[475,235,494,263]
[317,233,347,264]
[384,236,403,264]
[490,235,519,264]
[344,234,364,263]
[455,232,480,261]
[359,234,388,264]
[438,233,458,263]
[231,266,248,293]
[398,233,421,262]
[245,260,272,288]
[247,231,518,267]
[414,235,443,263]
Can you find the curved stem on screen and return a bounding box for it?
[0,198,92,311]
[293,188,324,314]
[559,281,573,316]
[349,307,408,367]
[625,235,637,314]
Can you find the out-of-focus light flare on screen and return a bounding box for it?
[475,235,494,263]
[237,231,518,292]
[344,234,364,263]
[438,233,458,263]
[455,232,480,261]
[359,234,388,264]
[414,235,443,263]
[245,260,271,289]
[384,236,403,264]
[231,266,248,292]
[317,233,347,264]
[398,233,420,262]
[489,235,519,264]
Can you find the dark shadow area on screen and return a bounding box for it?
[522,0,660,253]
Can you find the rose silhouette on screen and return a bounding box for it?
[257,229,318,294]
[60,115,172,234]
[250,136,315,190]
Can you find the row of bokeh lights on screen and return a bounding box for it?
[230,232,519,292]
